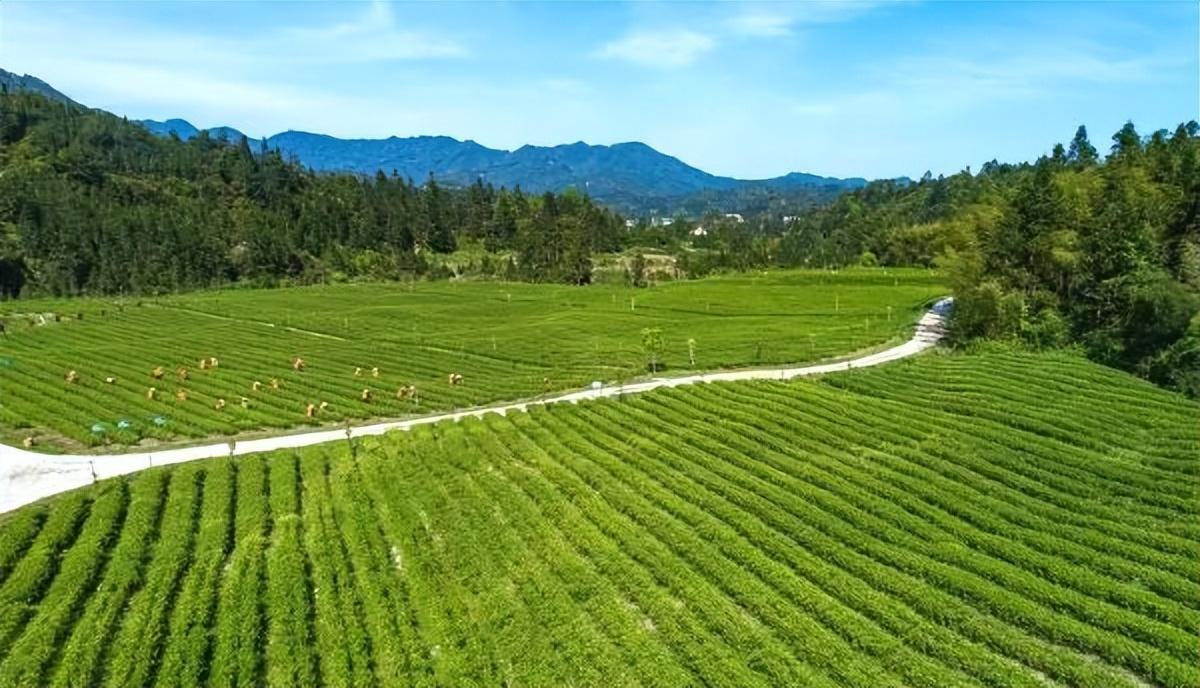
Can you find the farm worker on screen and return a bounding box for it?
[271,378,281,390]
[372,367,380,378]
[240,397,250,409]
[448,373,464,386]
[543,376,551,392]
[215,398,226,411]
[305,403,316,418]
[355,367,362,377]
[175,390,188,402]
[177,367,189,381]
[210,357,220,368]
[319,401,329,412]
[151,366,165,380]
[105,376,117,384]
[361,388,372,402]
[22,437,33,448]
[293,357,306,371]
[252,380,263,392]
[199,358,210,370]
[65,370,80,384]
[146,387,158,400]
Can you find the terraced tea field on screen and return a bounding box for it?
[0,269,943,450]
[0,349,1195,688]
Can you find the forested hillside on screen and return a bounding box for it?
[0,91,623,296]
[774,122,1200,395]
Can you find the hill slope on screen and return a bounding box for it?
[0,88,632,297]
[0,348,1195,687]
[0,68,81,107]
[780,121,1200,397]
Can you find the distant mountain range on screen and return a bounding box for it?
[138,118,867,211]
[2,67,869,214]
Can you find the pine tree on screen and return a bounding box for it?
[1110,121,1143,160]
[422,176,456,253]
[1068,125,1099,166]
[486,192,518,251]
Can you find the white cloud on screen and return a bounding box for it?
[729,13,794,37]
[0,0,467,135]
[786,1,898,25]
[2,1,465,74]
[729,1,896,36]
[275,0,466,62]
[880,44,1177,106]
[594,29,716,69]
[781,40,1181,128]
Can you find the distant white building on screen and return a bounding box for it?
[724,213,745,223]
[783,216,799,224]
[690,226,708,237]
[625,219,637,229]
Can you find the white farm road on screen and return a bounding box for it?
[0,298,952,514]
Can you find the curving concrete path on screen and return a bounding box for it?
[0,298,952,514]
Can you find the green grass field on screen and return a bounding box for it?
[0,268,944,450]
[0,348,1196,687]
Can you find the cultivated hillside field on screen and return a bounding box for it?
[0,349,1195,688]
[0,269,944,451]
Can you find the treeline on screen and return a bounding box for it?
[776,122,1200,395]
[606,183,851,220]
[0,91,623,296]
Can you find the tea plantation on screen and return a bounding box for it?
[0,268,943,450]
[0,349,1196,687]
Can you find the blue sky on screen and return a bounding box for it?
[1,1,1196,179]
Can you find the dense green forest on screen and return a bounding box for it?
[0,91,622,295]
[774,122,1200,395]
